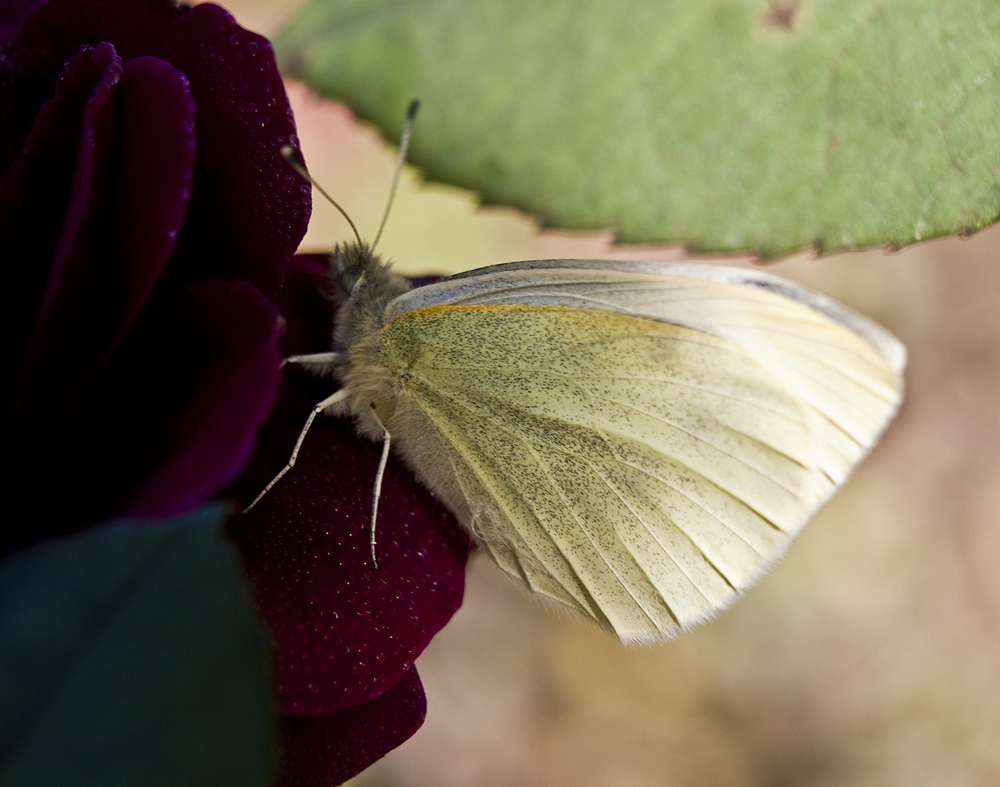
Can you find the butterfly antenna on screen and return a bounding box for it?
[371,99,419,252]
[280,145,364,247]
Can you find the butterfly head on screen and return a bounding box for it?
[331,241,410,306]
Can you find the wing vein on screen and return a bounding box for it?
[522,442,666,628]
[427,366,809,424]
[410,372,801,539]
[584,390,804,495]
[404,389,605,620]
[586,460,725,602]
[616,455,785,541]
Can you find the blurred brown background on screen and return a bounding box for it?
[221,4,1000,783]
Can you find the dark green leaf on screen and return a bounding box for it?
[0,505,277,787]
[277,0,1000,256]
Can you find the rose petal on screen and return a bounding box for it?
[160,3,312,299]
[1,44,119,427]
[10,50,196,437]
[2,279,281,555]
[103,56,196,352]
[232,400,470,716]
[274,254,339,358]
[0,0,310,296]
[122,279,283,518]
[278,665,426,787]
[0,0,34,47]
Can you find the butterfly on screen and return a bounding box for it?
[249,105,905,644]
[253,242,904,644]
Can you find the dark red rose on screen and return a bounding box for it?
[2,2,471,782]
[279,666,427,787]
[0,0,310,554]
[230,255,473,785]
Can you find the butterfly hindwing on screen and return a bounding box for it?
[372,265,903,643]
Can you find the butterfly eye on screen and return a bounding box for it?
[333,246,364,293]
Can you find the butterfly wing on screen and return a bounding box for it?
[376,262,904,643]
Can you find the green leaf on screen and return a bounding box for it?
[0,506,278,787]
[277,0,1000,256]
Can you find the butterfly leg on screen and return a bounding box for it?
[243,388,349,513]
[282,351,343,369]
[368,416,392,570]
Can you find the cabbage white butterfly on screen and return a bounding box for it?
[249,106,905,644]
